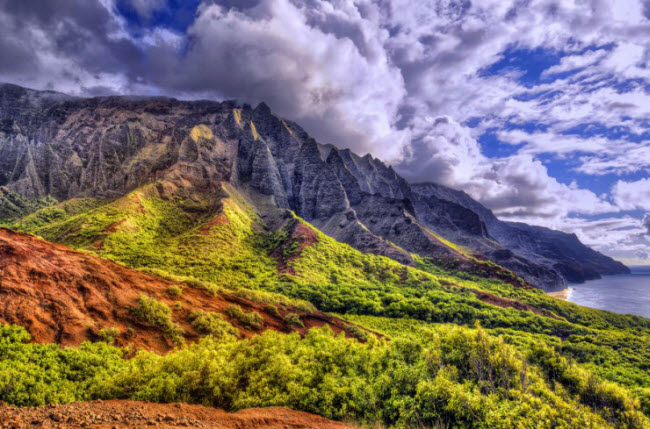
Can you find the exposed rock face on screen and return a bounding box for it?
[0,83,628,289]
[412,183,630,286]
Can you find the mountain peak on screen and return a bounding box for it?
[254,101,272,115]
[0,83,628,289]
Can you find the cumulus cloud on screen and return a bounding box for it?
[613,178,650,211]
[161,0,408,160]
[0,0,648,260]
[398,116,616,219]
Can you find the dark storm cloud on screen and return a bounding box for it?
[0,0,144,93]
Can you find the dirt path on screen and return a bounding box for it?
[0,400,353,429]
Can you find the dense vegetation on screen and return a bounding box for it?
[131,295,184,345]
[2,182,650,427]
[1,323,646,428]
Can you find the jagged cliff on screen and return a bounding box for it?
[411,183,629,285]
[0,83,628,289]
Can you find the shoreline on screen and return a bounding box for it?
[547,287,572,300]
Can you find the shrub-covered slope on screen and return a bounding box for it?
[3,179,650,427]
[1,83,648,428]
[0,227,362,353]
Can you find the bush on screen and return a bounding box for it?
[98,327,121,345]
[167,285,183,297]
[347,325,368,342]
[183,278,219,295]
[190,310,238,339]
[225,305,264,330]
[283,313,304,328]
[94,326,645,428]
[264,304,280,316]
[130,295,183,345]
[0,323,646,428]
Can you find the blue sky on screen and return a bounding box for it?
[0,0,648,263]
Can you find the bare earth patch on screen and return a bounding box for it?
[0,400,352,429]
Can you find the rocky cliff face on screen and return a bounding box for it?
[0,83,628,289]
[411,183,630,286]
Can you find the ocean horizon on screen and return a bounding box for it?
[566,266,650,319]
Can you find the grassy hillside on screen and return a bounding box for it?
[3,181,650,427]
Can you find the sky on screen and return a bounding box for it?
[0,0,649,264]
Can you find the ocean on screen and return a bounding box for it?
[566,266,650,319]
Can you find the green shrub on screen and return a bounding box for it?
[0,324,126,406]
[94,326,645,428]
[225,305,264,330]
[98,327,121,345]
[264,304,280,316]
[130,295,183,345]
[0,323,647,428]
[167,285,183,297]
[183,278,220,295]
[283,313,304,328]
[347,325,368,342]
[190,310,238,339]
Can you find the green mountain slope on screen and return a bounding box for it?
[4,179,650,427]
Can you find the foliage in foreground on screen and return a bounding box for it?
[0,324,646,428]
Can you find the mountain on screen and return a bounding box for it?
[0,83,627,290]
[0,83,648,428]
[412,183,630,283]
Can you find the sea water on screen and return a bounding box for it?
[567,266,650,319]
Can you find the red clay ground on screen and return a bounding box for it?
[0,228,367,353]
[471,290,561,319]
[269,219,319,275]
[0,400,352,428]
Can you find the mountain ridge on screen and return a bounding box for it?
[0,83,628,289]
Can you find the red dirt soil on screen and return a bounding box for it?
[199,215,229,235]
[270,220,319,275]
[472,290,561,319]
[0,228,368,353]
[0,400,352,429]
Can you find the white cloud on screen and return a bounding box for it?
[613,178,650,211]
[643,213,650,235]
[535,214,650,264]
[496,129,614,156]
[127,0,166,19]
[168,0,408,160]
[0,0,648,259]
[398,116,617,219]
[577,143,650,175]
[542,49,608,77]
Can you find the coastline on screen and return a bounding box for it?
[547,287,572,300]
